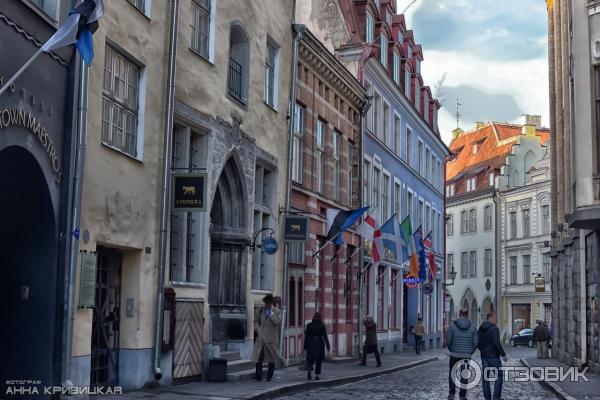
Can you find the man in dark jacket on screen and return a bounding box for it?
[447,308,478,400]
[360,316,381,367]
[478,311,507,400]
[304,312,330,380]
[533,320,549,359]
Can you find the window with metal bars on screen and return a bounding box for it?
[228,25,250,104]
[191,0,210,59]
[102,45,140,157]
[264,40,279,107]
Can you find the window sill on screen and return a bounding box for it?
[226,93,248,110]
[128,3,152,21]
[189,47,214,64]
[170,281,207,289]
[252,289,274,296]
[101,142,143,163]
[263,100,278,113]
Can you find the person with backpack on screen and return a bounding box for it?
[446,308,478,400]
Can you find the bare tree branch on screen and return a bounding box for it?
[433,72,448,106]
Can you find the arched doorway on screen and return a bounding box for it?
[209,156,249,344]
[0,146,57,387]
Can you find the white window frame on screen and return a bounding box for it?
[382,171,391,222]
[484,249,492,277]
[382,101,390,146]
[190,0,216,62]
[264,37,281,109]
[363,156,372,207]
[447,213,454,236]
[333,130,341,201]
[366,13,374,43]
[316,119,326,193]
[393,51,400,85]
[292,103,304,183]
[417,139,424,175]
[406,125,413,164]
[394,112,401,156]
[380,34,388,67]
[404,67,411,99]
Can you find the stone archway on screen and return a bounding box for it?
[0,146,57,387]
[209,156,250,344]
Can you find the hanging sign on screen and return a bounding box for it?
[403,276,420,288]
[78,252,97,309]
[422,282,434,295]
[283,215,309,242]
[263,237,279,255]
[172,172,207,212]
[535,276,545,292]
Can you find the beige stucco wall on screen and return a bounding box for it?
[73,0,170,357]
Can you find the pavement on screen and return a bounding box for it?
[521,355,600,400]
[101,351,442,400]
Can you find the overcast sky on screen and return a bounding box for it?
[400,0,550,145]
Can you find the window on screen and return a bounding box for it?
[418,199,424,228]
[408,45,413,59]
[394,115,401,156]
[31,0,58,19]
[404,68,411,99]
[484,205,492,231]
[382,174,390,222]
[316,119,325,193]
[425,204,431,233]
[264,39,280,108]
[510,257,518,284]
[472,142,479,155]
[288,242,306,264]
[373,166,381,221]
[170,126,208,283]
[523,255,531,284]
[522,209,530,237]
[366,13,374,43]
[469,209,477,233]
[406,127,413,165]
[191,0,213,59]
[596,65,600,174]
[484,249,492,276]
[102,45,140,157]
[347,142,354,206]
[510,211,517,239]
[447,254,454,278]
[425,148,431,182]
[466,177,476,192]
[407,191,414,226]
[363,159,371,206]
[461,252,468,278]
[380,34,387,67]
[447,214,454,236]
[542,205,550,234]
[227,24,250,103]
[461,211,468,234]
[128,0,145,12]
[446,184,455,197]
[469,251,477,277]
[394,182,401,216]
[373,92,381,136]
[393,52,400,84]
[382,102,389,145]
[543,253,551,280]
[489,172,494,187]
[333,131,341,200]
[424,93,429,120]
[291,104,304,183]
[418,141,423,175]
[365,81,373,132]
[253,164,275,290]
[415,84,420,112]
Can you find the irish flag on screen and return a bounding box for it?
[399,216,419,278]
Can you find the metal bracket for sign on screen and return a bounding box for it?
[249,227,275,250]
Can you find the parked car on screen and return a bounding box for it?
[510,328,535,348]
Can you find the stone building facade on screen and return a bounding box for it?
[496,120,552,342]
[286,27,366,358]
[546,0,600,372]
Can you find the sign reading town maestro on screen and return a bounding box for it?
[284,215,309,242]
[78,252,97,309]
[172,173,207,212]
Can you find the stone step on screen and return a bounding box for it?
[219,351,241,362]
[226,368,257,383]
[226,359,255,374]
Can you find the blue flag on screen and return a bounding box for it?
[326,206,370,245]
[413,225,427,281]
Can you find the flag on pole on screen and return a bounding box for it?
[42,0,104,65]
[423,231,437,280]
[357,214,377,242]
[399,216,419,278]
[326,206,369,245]
[373,214,401,264]
[413,225,427,281]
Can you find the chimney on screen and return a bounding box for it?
[452,127,464,139]
[474,121,486,129]
[520,114,542,129]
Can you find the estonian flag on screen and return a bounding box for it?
[41,0,104,65]
[326,206,369,245]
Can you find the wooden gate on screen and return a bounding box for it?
[173,301,204,380]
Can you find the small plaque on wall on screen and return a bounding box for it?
[78,252,97,309]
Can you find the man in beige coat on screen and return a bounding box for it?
[252,294,281,381]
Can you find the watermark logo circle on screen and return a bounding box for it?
[451,359,482,390]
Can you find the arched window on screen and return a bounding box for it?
[227,23,250,104]
[484,205,492,231]
[469,209,477,233]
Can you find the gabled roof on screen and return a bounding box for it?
[446,122,549,181]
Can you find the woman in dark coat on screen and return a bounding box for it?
[304,312,330,380]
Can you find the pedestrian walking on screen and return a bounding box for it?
[478,311,508,400]
[304,312,331,381]
[252,294,281,381]
[359,316,382,367]
[542,321,550,358]
[533,320,549,359]
[446,307,478,400]
[413,318,425,355]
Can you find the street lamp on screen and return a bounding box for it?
[443,265,457,288]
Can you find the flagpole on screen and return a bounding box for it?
[0,48,43,96]
[311,231,342,258]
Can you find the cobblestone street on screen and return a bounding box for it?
[278,347,558,400]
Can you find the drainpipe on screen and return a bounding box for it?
[493,193,501,337]
[62,58,89,386]
[279,13,303,359]
[153,0,179,380]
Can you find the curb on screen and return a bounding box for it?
[248,355,441,400]
[519,358,577,400]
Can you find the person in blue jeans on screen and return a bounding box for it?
[478,311,508,400]
[447,308,478,400]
